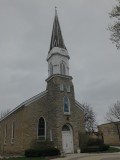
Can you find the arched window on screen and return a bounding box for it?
[11,122,15,144]
[60,61,66,75]
[38,117,46,140]
[4,124,7,144]
[63,96,70,114]
[49,63,53,76]
[62,125,70,131]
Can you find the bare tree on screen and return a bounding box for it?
[106,100,120,122]
[0,109,10,119]
[83,103,97,132]
[106,100,120,140]
[108,0,120,49]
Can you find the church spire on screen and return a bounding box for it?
[49,7,67,52]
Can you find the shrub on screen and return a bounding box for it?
[80,144,88,153]
[79,133,89,148]
[79,133,109,153]
[81,144,110,153]
[87,138,103,146]
[99,144,110,151]
[25,147,60,157]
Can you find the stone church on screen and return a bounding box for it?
[0,10,85,154]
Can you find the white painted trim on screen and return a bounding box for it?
[0,90,48,122]
[47,47,70,61]
[60,83,64,91]
[49,63,53,76]
[23,90,48,106]
[50,129,53,141]
[47,52,70,61]
[62,124,74,153]
[46,74,72,82]
[66,85,70,92]
[11,121,15,144]
[60,61,66,75]
[4,125,7,145]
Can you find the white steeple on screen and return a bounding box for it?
[47,8,70,77]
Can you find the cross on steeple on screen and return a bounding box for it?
[55,6,57,15]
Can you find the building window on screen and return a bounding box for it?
[49,63,53,76]
[63,96,70,114]
[50,129,53,141]
[62,125,70,131]
[60,61,66,75]
[4,125,7,144]
[60,83,64,91]
[11,122,15,144]
[38,117,46,141]
[66,85,70,92]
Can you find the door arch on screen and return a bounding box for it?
[62,124,74,153]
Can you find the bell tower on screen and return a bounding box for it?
[45,9,85,153]
[47,8,70,77]
[46,8,74,97]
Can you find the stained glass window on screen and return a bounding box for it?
[63,96,70,114]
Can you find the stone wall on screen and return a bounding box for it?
[0,75,85,154]
[98,123,120,145]
[46,75,85,152]
[0,106,25,154]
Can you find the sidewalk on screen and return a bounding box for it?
[52,152,120,160]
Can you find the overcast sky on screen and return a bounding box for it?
[0,0,119,124]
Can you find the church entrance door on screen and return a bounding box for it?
[62,124,74,153]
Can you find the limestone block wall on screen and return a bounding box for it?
[0,93,54,154]
[0,75,85,154]
[46,76,85,152]
[0,106,25,154]
[98,123,120,145]
[21,94,56,150]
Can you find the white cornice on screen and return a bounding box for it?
[47,47,70,61]
[75,100,85,111]
[0,90,48,122]
[45,74,73,82]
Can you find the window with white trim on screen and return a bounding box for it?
[60,83,64,91]
[49,63,53,76]
[62,125,70,131]
[60,61,66,75]
[66,85,70,92]
[38,117,46,141]
[50,129,53,141]
[4,125,7,144]
[63,96,70,114]
[11,122,15,144]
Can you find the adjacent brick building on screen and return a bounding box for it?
[0,9,85,154]
[98,122,120,146]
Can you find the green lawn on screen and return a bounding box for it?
[106,146,120,153]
